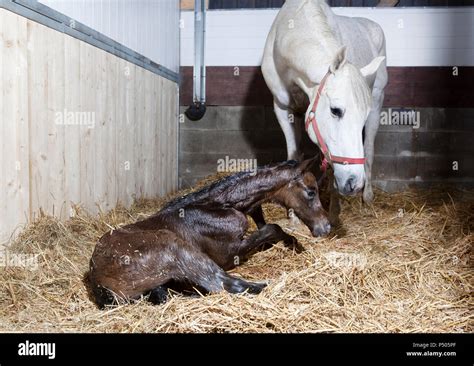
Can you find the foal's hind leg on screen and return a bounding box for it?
[171,239,266,295]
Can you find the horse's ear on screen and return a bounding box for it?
[297,156,318,173]
[360,56,385,80]
[329,46,347,73]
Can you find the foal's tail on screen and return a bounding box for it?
[91,284,115,309]
[84,270,115,309]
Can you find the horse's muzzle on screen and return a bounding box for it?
[334,170,365,196]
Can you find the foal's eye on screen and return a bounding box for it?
[306,190,316,199]
[330,107,344,118]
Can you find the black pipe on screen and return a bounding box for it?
[185,102,207,121]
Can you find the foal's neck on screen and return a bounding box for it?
[220,168,296,212]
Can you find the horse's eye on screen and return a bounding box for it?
[306,190,316,199]
[330,107,344,118]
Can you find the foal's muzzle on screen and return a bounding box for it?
[312,219,331,237]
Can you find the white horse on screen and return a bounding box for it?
[262,0,387,224]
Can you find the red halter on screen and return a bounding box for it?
[305,70,366,172]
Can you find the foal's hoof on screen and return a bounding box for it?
[147,286,169,305]
[294,243,306,253]
[283,235,305,253]
[247,281,267,294]
[283,234,297,247]
[221,273,267,295]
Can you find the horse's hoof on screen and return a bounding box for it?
[363,189,374,204]
[328,215,341,227]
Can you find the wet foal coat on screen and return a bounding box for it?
[88,159,329,307]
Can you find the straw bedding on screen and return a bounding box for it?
[0,176,472,333]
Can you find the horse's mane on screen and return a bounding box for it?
[160,160,298,212]
[299,0,340,56]
[347,66,372,114]
[301,0,372,113]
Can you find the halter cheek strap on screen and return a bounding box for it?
[304,70,366,172]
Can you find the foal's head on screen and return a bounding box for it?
[275,158,331,237]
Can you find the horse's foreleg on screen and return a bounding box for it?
[274,102,304,221]
[363,88,384,204]
[293,113,305,161]
[328,170,341,226]
[274,101,301,161]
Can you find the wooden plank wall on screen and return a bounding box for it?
[0,8,179,245]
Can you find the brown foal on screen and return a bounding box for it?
[88,158,330,307]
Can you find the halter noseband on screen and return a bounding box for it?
[304,70,366,172]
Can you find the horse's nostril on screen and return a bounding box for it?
[344,175,357,193]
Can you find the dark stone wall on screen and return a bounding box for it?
[178,66,474,191]
[178,106,474,191]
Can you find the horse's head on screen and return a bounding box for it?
[275,158,331,237]
[305,47,385,196]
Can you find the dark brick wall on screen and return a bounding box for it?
[180,67,474,108]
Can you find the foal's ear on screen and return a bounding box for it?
[329,46,347,73]
[297,156,318,173]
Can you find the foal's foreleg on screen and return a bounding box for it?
[233,224,304,263]
[248,205,266,229]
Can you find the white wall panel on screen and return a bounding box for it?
[180,8,474,67]
[40,0,180,72]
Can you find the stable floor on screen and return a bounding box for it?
[0,178,472,332]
